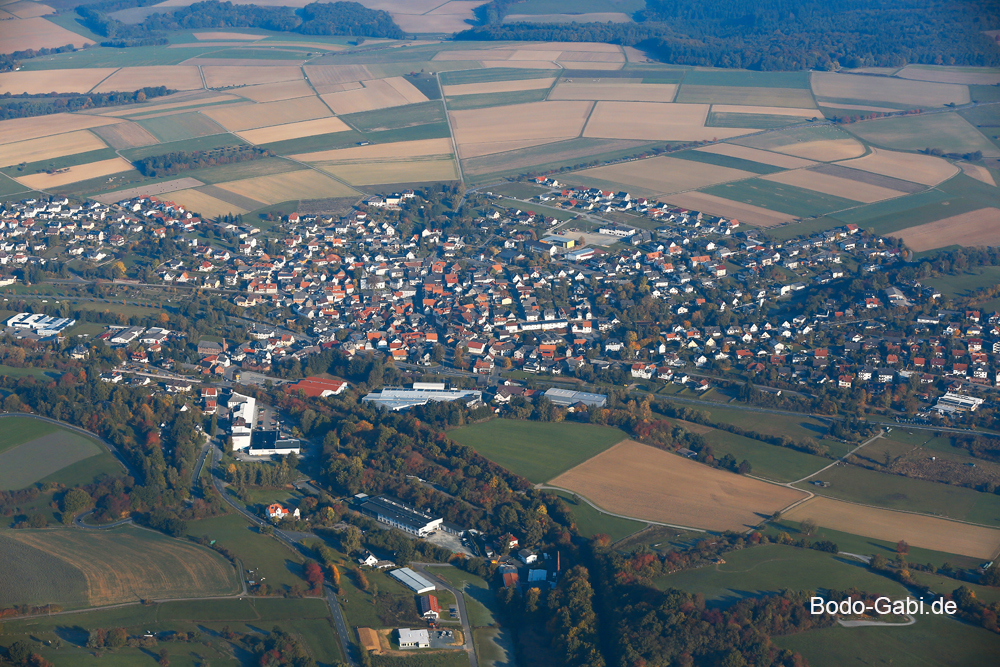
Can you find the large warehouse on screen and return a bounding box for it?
[543,387,607,408]
[353,494,442,536]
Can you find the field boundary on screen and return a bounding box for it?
[536,484,706,533]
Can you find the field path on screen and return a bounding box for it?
[535,483,706,533]
[838,614,916,627]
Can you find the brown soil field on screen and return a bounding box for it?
[92,177,204,204]
[549,440,806,532]
[677,85,817,108]
[557,51,624,63]
[811,71,970,106]
[667,191,796,227]
[292,137,454,162]
[216,169,357,204]
[305,64,376,87]
[235,79,315,102]
[696,144,817,169]
[960,162,997,186]
[896,65,1000,86]
[762,168,906,203]
[711,104,818,117]
[3,17,93,51]
[203,65,303,88]
[194,184,266,211]
[820,101,899,113]
[480,60,559,69]
[574,155,754,195]
[202,96,331,131]
[809,163,926,193]
[92,122,160,149]
[17,157,136,189]
[0,68,118,95]
[837,148,959,186]
[459,137,577,159]
[193,31,264,40]
[98,92,240,117]
[549,82,677,102]
[450,99,592,150]
[890,208,1000,251]
[584,101,744,141]
[783,496,1000,559]
[321,77,428,114]
[0,114,123,144]
[6,1,54,18]
[558,61,624,71]
[311,81,363,94]
[462,138,649,176]
[0,129,107,167]
[319,157,459,186]
[443,77,556,96]
[92,66,204,93]
[236,116,350,144]
[171,188,249,217]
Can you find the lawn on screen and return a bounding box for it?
[774,611,1000,667]
[654,544,909,603]
[447,419,629,483]
[550,490,647,542]
[697,428,830,482]
[426,566,497,628]
[673,404,830,441]
[0,417,121,490]
[701,178,861,217]
[792,464,1000,527]
[926,265,1000,299]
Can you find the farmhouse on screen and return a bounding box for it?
[398,628,430,649]
[419,594,441,620]
[267,504,300,520]
[389,568,437,594]
[355,494,443,536]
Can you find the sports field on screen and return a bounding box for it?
[0,525,241,608]
[550,440,807,531]
[0,417,121,490]
[448,419,628,483]
[890,207,1000,251]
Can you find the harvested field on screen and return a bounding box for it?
[735,125,866,161]
[305,64,376,88]
[0,130,107,168]
[890,207,1000,251]
[91,122,160,149]
[666,191,796,227]
[462,137,650,176]
[896,65,1000,86]
[319,157,459,185]
[170,188,249,217]
[0,68,117,95]
[321,77,428,114]
[762,168,906,203]
[557,51,624,63]
[844,112,1000,157]
[696,144,817,169]
[821,101,903,113]
[92,177,204,203]
[450,100,591,155]
[201,96,331,131]
[0,113,122,144]
[16,157,135,189]
[93,66,204,93]
[480,60,559,69]
[2,16,93,51]
[711,104,817,117]
[961,162,997,186]
[443,77,556,96]
[506,12,632,23]
[809,163,927,193]
[234,79,315,102]
[572,155,754,195]
[837,148,959,186]
[237,116,350,144]
[677,85,816,108]
[312,81,363,94]
[549,82,676,101]
[559,61,623,70]
[194,184,266,210]
[584,101,743,141]
[292,137,453,162]
[811,71,970,107]
[5,1,54,18]
[203,65,303,88]
[99,93,240,117]
[216,169,357,204]
[135,112,225,142]
[549,440,806,532]
[782,496,1000,559]
[193,31,264,40]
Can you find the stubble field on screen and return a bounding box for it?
[889,207,1000,251]
[0,68,117,94]
[321,77,428,114]
[837,147,959,186]
[548,82,677,101]
[584,101,744,141]
[203,65,303,87]
[761,168,906,203]
[665,191,796,226]
[811,71,970,107]
[92,122,160,149]
[215,169,357,203]
[0,114,122,144]
[16,157,136,189]
[92,66,204,92]
[235,79,317,102]
[202,96,332,131]
[0,130,108,167]
[235,116,350,143]
[735,125,867,161]
[443,77,557,96]
[571,154,754,195]
[450,100,592,157]
[695,143,817,169]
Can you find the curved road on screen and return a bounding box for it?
[410,562,478,667]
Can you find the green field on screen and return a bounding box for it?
[0,173,31,197]
[136,113,227,143]
[550,490,647,542]
[462,138,661,184]
[655,544,909,602]
[671,149,785,174]
[707,111,810,129]
[734,124,860,152]
[844,111,998,155]
[697,428,830,482]
[187,158,305,185]
[121,134,247,161]
[676,85,817,107]
[793,464,1000,527]
[701,178,861,217]
[775,611,1000,667]
[682,70,812,89]
[474,627,515,667]
[20,44,225,69]
[664,404,830,441]
[426,566,497,628]
[447,88,551,110]
[439,67,557,86]
[448,419,628,483]
[342,101,446,131]
[1,148,118,179]
[0,417,121,490]
[927,266,1000,298]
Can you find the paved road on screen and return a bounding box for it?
[410,563,478,667]
[73,510,133,530]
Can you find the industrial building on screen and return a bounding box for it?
[354,494,443,536]
[397,628,430,649]
[228,392,256,450]
[248,430,301,456]
[932,392,984,415]
[5,312,76,337]
[362,382,482,411]
[543,387,607,408]
[389,568,437,594]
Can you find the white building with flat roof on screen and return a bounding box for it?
[362,385,482,411]
[389,568,436,594]
[398,628,429,649]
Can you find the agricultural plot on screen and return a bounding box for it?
[2,16,93,52]
[836,147,959,186]
[0,129,107,168]
[439,67,555,86]
[0,67,117,94]
[236,116,351,144]
[292,137,453,162]
[449,100,592,158]
[782,496,1000,559]
[16,157,135,189]
[343,101,445,131]
[234,79,316,102]
[91,121,160,149]
[696,143,817,169]
[735,124,866,161]
[92,65,204,92]
[446,88,550,110]
[677,85,817,108]
[321,76,429,114]
[319,157,459,185]
[683,69,812,88]
[136,112,226,142]
[548,81,677,101]
[706,112,804,130]
[897,64,1000,85]
[92,176,204,203]
[811,71,970,107]
[844,112,999,157]
[761,168,908,203]
[666,191,796,227]
[0,417,58,455]
[0,419,119,490]
[672,150,787,175]
[202,96,332,131]
[215,169,357,204]
[569,154,755,196]
[961,162,997,186]
[305,63,376,89]
[809,163,927,193]
[584,101,744,141]
[98,92,242,117]
[169,188,251,217]
[1,526,240,608]
[461,137,653,179]
[202,65,303,88]
[889,207,1000,251]
[0,113,123,144]
[702,178,859,218]
[448,419,628,483]
[550,440,807,531]
[550,490,646,542]
[442,77,557,96]
[695,427,830,482]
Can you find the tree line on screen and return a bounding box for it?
[0,87,172,121]
[134,145,273,178]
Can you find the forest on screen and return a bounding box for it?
[134,145,274,178]
[459,0,1000,70]
[0,87,172,121]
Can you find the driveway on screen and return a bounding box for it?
[410,562,478,667]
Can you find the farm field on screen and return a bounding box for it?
[449,100,592,157]
[811,71,970,107]
[234,79,316,102]
[783,495,1000,559]
[695,427,830,482]
[0,130,109,168]
[896,64,1000,85]
[202,96,333,131]
[960,162,997,185]
[734,125,866,161]
[216,169,358,204]
[890,207,1000,251]
[319,157,459,185]
[701,178,859,218]
[549,81,677,101]
[443,77,557,96]
[583,101,745,141]
[569,154,755,196]
[695,143,817,168]
[93,65,204,92]
[0,68,117,95]
[16,157,136,189]
[844,112,999,156]
[448,419,628,483]
[676,85,816,108]
[202,65,304,88]
[342,100,446,131]
[655,544,908,602]
[91,122,160,149]
[235,116,351,143]
[837,147,961,186]
[0,417,121,490]
[169,188,251,217]
[665,191,795,227]
[461,137,653,180]
[549,490,647,542]
[706,111,807,129]
[136,112,227,143]
[550,440,807,531]
[0,525,240,608]
[321,77,429,114]
[761,167,907,203]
